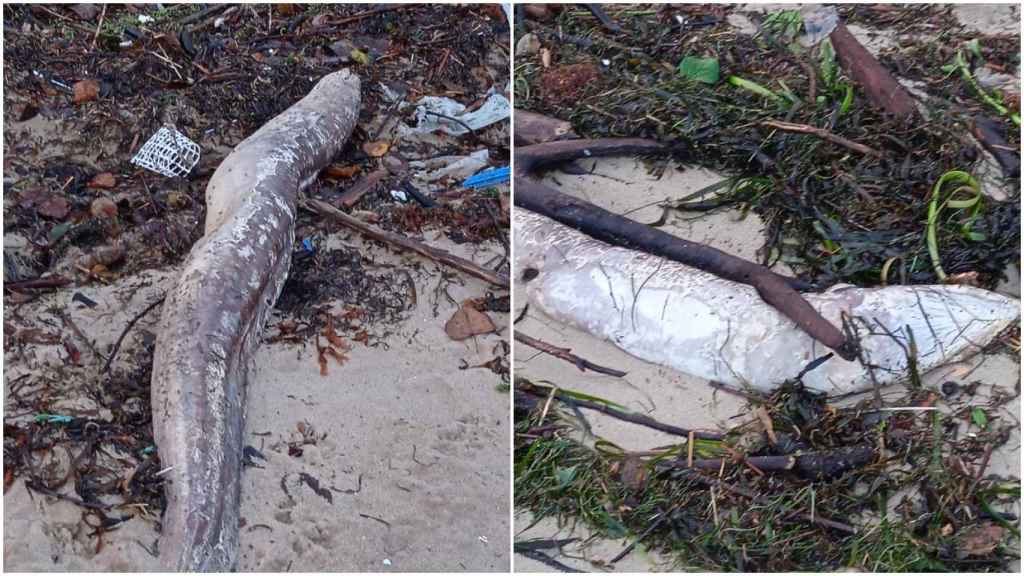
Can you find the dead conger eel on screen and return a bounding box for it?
[514,139,855,360]
[151,70,361,571]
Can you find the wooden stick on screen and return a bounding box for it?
[761,120,882,158]
[516,380,724,440]
[829,23,916,120]
[306,199,509,288]
[336,169,387,209]
[515,331,627,377]
[90,5,106,52]
[4,276,73,291]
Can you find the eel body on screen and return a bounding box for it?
[516,210,1020,394]
[151,70,361,570]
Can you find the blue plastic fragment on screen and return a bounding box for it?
[34,414,73,424]
[302,238,315,253]
[463,166,510,189]
[141,446,156,455]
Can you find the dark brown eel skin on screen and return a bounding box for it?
[150,69,361,571]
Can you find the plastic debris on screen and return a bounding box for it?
[389,189,409,203]
[412,91,510,136]
[463,166,510,189]
[34,413,73,424]
[131,126,201,178]
[412,149,490,183]
[301,238,316,253]
[799,5,839,47]
[382,559,392,567]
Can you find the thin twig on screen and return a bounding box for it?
[90,5,106,52]
[102,296,166,373]
[517,380,723,440]
[609,511,669,563]
[688,471,857,534]
[305,199,509,288]
[761,120,882,157]
[515,331,627,377]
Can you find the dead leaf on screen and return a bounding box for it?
[619,455,648,490]
[90,197,118,219]
[73,79,100,104]
[324,164,361,179]
[77,245,125,270]
[16,328,61,345]
[317,346,329,376]
[275,4,296,16]
[323,347,349,366]
[362,140,390,157]
[322,316,351,351]
[4,468,14,494]
[88,172,117,189]
[945,271,981,287]
[311,13,329,27]
[64,340,81,365]
[70,4,100,20]
[754,406,777,445]
[445,302,497,340]
[37,196,69,219]
[251,52,265,63]
[15,103,39,122]
[541,48,552,68]
[957,522,1004,558]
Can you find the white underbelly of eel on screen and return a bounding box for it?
[515,210,1020,395]
[150,70,360,571]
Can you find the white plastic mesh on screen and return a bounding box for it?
[131,126,200,178]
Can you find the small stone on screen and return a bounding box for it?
[515,33,540,57]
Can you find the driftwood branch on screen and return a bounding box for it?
[515,331,627,377]
[516,380,724,440]
[514,110,578,147]
[306,199,509,288]
[514,138,853,360]
[829,23,916,119]
[761,120,882,158]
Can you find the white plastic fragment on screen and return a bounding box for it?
[412,91,510,136]
[131,126,201,178]
[410,149,490,183]
[382,559,392,567]
[389,189,408,202]
[799,5,839,47]
[138,14,154,24]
